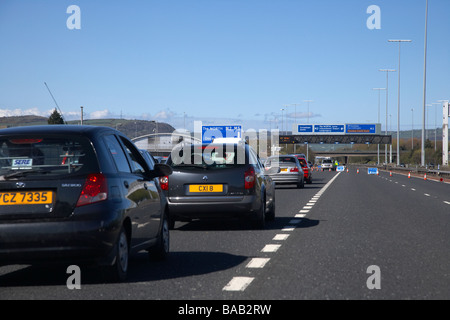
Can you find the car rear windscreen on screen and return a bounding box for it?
[265,157,297,166]
[0,135,98,178]
[168,145,248,169]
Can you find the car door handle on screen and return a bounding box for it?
[124,181,129,189]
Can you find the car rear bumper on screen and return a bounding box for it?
[269,174,303,184]
[0,215,119,266]
[167,195,259,220]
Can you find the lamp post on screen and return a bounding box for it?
[291,103,301,153]
[373,88,386,164]
[304,100,314,123]
[411,108,414,150]
[389,39,412,166]
[389,114,393,163]
[421,0,429,166]
[379,69,396,164]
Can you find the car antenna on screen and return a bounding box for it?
[44,82,67,124]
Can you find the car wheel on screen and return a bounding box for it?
[251,197,266,229]
[266,193,275,221]
[297,178,305,189]
[149,213,170,261]
[107,226,129,282]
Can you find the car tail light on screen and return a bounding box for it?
[76,173,108,207]
[290,167,299,172]
[244,166,255,189]
[159,176,169,190]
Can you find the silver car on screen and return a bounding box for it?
[264,155,304,188]
[321,159,334,171]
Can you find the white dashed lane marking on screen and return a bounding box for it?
[246,258,270,269]
[222,172,342,292]
[261,244,281,253]
[223,277,254,291]
[273,234,290,241]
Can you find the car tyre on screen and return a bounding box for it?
[251,198,266,229]
[297,178,305,189]
[266,193,275,221]
[149,213,170,261]
[106,226,129,282]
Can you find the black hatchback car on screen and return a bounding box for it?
[0,125,172,281]
[162,141,276,229]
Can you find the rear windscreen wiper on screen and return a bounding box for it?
[172,164,209,169]
[2,169,51,179]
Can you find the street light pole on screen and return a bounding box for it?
[421,0,429,166]
[411,108,414,150]
[379,69,396,164]
[373,88,386,164]
[389,39,412,166]
[304,100,314,124]
[291,103,301,153]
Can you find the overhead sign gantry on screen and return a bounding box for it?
[281,123,390,145]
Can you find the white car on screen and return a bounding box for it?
[321,159,334,170]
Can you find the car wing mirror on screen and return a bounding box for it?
[154,163,172,177]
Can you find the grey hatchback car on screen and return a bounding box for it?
[162,142,276,229]
[264,155,305,188]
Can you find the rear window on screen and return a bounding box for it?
[168,144,247,169]
[265,156,297,166]
[0,135,98,179]
[322,159,332,164]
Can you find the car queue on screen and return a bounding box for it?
[0,125,315,282]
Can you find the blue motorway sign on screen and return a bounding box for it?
[367,167,379,175]
[297,125,313,133]
[202,125,242,143]
[346,124,377,134]
[314,124,345,134]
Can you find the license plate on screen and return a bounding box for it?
[0,191,53,206]
[189,184,223,193]
[280,168,288,172]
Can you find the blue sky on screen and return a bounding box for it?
[0,0,449,132]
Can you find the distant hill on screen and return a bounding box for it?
[0,116,175,139]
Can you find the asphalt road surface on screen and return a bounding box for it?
[1,168,449,300]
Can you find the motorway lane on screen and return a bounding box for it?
[243,168,450,299]
[0,172,331,300]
